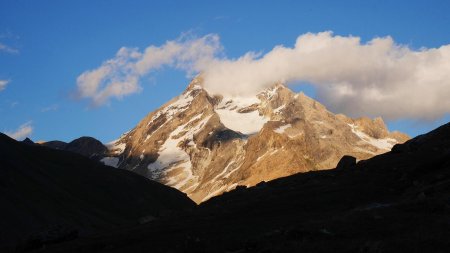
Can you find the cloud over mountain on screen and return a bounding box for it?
[77,32,450,120]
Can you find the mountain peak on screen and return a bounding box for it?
[104,78,409,203]
[186,76,293,100]
[21,137,35,145]
[185,76,205,92]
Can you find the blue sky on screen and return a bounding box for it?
[1,0,450,142]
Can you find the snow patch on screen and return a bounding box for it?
[147,88,199,127]
[190,84,203,91]
[227,183,238,191]
[213,161,235,180]
[216,109,268,135]
[223,165,241,179]
[183,181,200,192]
[106,141,126,155]
[261,86,279,99]
[274,124,292,134]
[100,157,120,168]
[273,104,286,114]
[218,96,260,109]
[164,160,194,189]
[216,96,268,135]
[348,124,397,150]
[257,149,278,162]
[147,114,212,187]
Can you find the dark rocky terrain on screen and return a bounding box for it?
[0,133,195,252]
[28,122,450,253]
[38,137,108,160]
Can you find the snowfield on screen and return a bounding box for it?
[216,96,268,135]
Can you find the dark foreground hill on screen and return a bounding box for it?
[38,136,108,159]
[37,122,450,253]
[0,133,195,252]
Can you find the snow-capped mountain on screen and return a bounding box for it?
[104,77,409,203]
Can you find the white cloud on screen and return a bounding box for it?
[202,32,450,120]
[6,121,33,140]
[76,34,221,106]
[0,43,19,54]
[77,32,450,120]
[0,80,9,91]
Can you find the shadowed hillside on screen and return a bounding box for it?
[0,133,195,252]
[37,122,450,253]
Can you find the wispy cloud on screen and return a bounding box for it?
[76,34,221,106]
[41,104,59,112]
[0,80,9,91]
[5,121,33,140]
[77,31,450,121]
[0,43,19,54]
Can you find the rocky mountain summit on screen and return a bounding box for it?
[104,77,409,203]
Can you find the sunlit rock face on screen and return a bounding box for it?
[105,78,409,203]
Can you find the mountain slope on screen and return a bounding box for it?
[40,122,450,253]
[0,133,194,252]
[106,77,409,203]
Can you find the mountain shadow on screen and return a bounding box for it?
[0,133,195,252]
[36,122,450,253]
[39,136,108,160]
